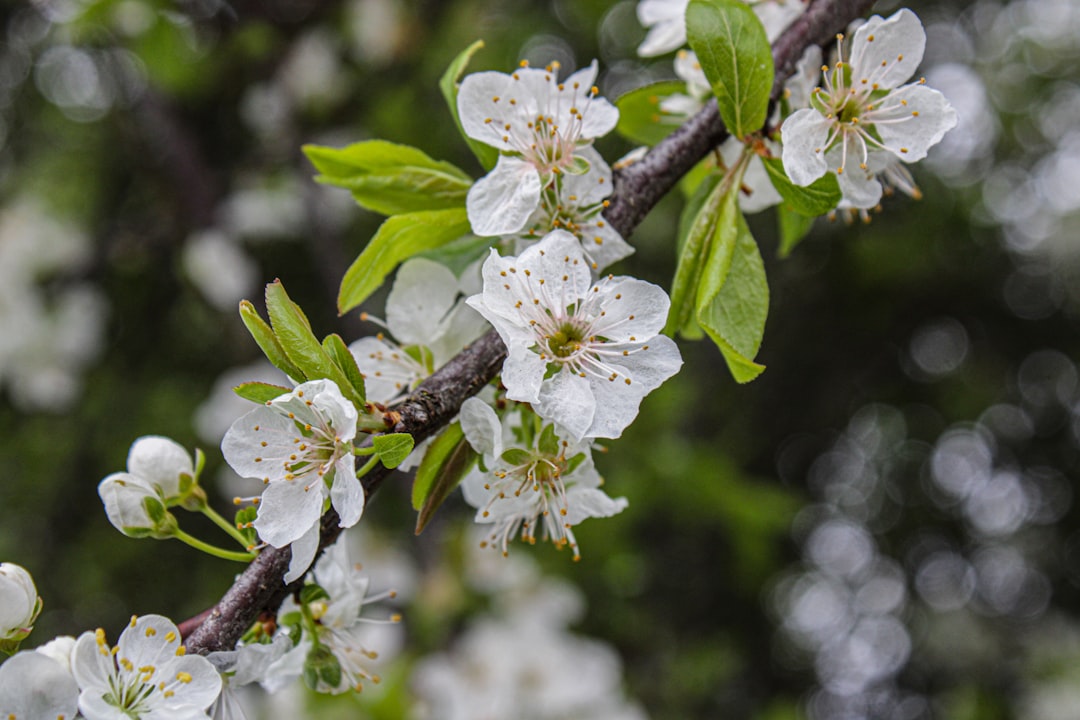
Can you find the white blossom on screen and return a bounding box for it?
[71,614,222,719]
[457,60,619,236]
[0,564,40,644]
[466,230,682,440]
[348,258,486,406]
[459,398,627,560]
[780,9,957,208]
[506,146,633,272]
[222,379,361,583]
[283,538,400,695]
[636,0,806,57]
[0,649,79,720]
[207,635,293,720]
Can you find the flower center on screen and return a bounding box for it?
[547,321,586,358]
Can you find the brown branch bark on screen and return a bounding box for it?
[184,0,875,654]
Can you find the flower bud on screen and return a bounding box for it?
[98,474,179,539]
[0,564,41,650]
[126,435,196,505]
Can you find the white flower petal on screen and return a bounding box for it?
[126,436,193,499]
[615,334,683,392]
[284,523,321,584]
[457,71,521,144]
[537,370,595,441]
[467,156,542,237]
[98,473,159,535]
[834,152,884,209]
[875,85,958,162]
[460,397,502,457]
[850,9,925,90]
[330,457,364,528]
[0,564,37,638]
[754,0,806,43]
[253,479,324,548]
[348,336,422,403]
[0,651,78,720]
[501,347,548,404]
[590,277,670,341]
[740,155,784,214]
[564,488,629,525]
[566,63,619,139]
[221,407,300,481]
[781,109,833,186]
[386,258,460,346]
[636,0,689,57]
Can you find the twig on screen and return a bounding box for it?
[184,0,875,654]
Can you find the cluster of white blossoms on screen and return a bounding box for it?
[780,9,958,208]
[0,614,221,719]
[0,536,398,719]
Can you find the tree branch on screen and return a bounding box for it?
[184,0,875,655]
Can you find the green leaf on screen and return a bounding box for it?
[233,381,292,404]
[412,423,478,533]
[666,171,728,336]
[761,158,842,216]
[373,433,415,469]
[695,187,769,383]
[686,0,773,138]
[439,40,499,172]
[338,208,471,315]
[303,141,472,216]
[239,300,305,382]
[777,204,815,258]
[417,233,495,276]
[321,334,367,405]
[264,281,366,408]
[615,81,687,146]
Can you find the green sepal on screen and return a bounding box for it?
[777,204,815,258]
[338,208,471,315]
[500,448,532,466]
[695,184,768,383]
[564,452,587,476]
[304,645,342,692]
[373,433,415,469]
[234,506,259,547]
[299,583,330,605]
[537,424,559,457]
[565,155,591,175]
[440,40,499,172]
[761,157,842,216]
[264,281,366,410]
[303,141,472,216]
[239,300,304,382]
[686,0,773,138]
[615,81,688,146]
[413,422,478,534]
[233,382,292,405]
[321,334,367,406]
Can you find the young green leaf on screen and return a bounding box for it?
[321,333,367,405]
[695,190,769,383]
[303,141,472,216]
[338,208,471,315]
[412,423,478,534]
[615,81,687,146]
[238,300,305,382]
[761,157,842,216]
[686,0,773,138]
[777,204,815,257]
[439,40,499,172]
[666,171,729,336]
[233,381,292,405]
[373,433,415,469]
[264,281,365,408]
